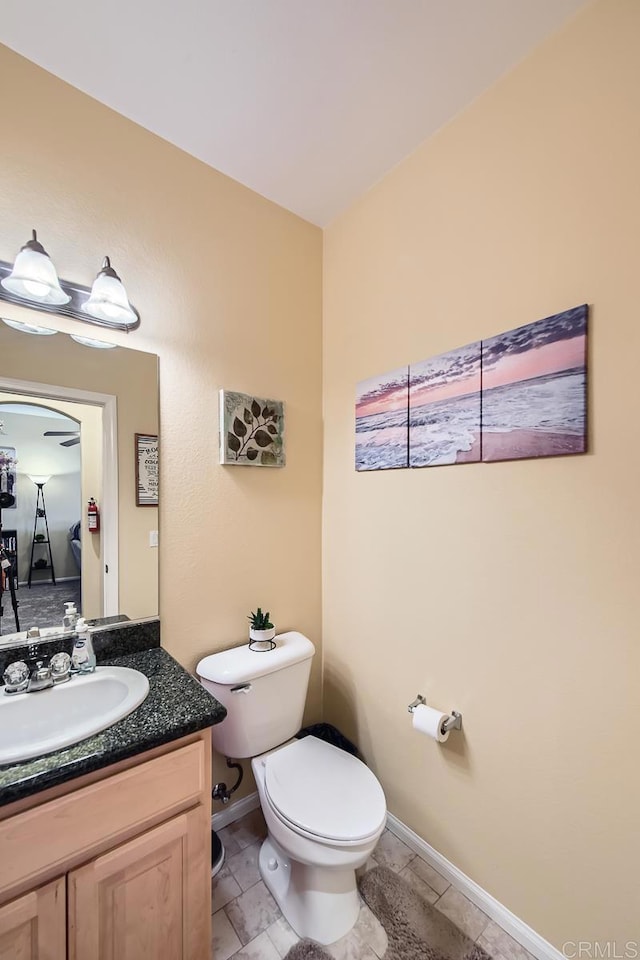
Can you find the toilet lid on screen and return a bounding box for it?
[264,736,386,842]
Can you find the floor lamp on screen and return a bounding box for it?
[27,474,56,588]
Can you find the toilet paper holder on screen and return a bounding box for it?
[407,695,462,733]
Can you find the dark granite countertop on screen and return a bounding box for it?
[0,647,226,807]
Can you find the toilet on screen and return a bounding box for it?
[197,631,386,945]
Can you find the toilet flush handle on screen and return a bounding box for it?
[230,683,252,694]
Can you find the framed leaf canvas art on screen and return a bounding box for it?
[219,390,285,467]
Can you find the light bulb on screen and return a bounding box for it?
[22,279,50,298]
[102,301,121,319]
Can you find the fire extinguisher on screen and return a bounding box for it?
[88,498,100,533]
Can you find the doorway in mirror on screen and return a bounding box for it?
[0,318,159,640]
[0,393,101,635]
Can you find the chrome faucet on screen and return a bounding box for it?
[3,650,71,695]
[27,659,53,692]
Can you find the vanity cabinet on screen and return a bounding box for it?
[0,877,65,960]
[0,730,212,960]
[69,809,203,959]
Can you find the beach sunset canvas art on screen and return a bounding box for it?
[409,342,481,467]
[481,304,588,462]
[356,367,409,471]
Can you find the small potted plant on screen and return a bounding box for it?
[248,608,276,651]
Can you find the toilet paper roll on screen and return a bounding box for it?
[412,704,450,743]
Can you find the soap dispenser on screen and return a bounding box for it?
[72,617,96,673]
[63,601,78,632]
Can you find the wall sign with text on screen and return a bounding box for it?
[135,434,158,506]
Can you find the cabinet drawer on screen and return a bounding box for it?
[0,741,206,899]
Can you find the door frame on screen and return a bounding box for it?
[0,375,118,616]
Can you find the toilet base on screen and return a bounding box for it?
[258,835,360,945]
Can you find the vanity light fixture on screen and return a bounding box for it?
[81,257,137,326]
[1,231,70,306]
[0,231,140,332]
[2,318,57,336]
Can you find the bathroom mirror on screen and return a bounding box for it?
[0,321,158,640]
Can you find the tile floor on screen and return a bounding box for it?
[211,808,537,960]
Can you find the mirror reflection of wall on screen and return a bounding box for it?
[0,321,159,638]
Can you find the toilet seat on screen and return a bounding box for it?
[263,736,386,844]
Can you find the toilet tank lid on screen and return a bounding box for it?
[196,631,315,685]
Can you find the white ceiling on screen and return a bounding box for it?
[0,403,71,421]
[0,0,587,225]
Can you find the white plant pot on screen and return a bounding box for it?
[249,627,276,650]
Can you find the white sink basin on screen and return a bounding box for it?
[0,666,150,766]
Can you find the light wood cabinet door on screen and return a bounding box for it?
[68,807,209,960]
[0,876,66,960]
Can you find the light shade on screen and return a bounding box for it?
[2,317,57,336]
[70,334,117,349]
[1,231,70,306]
[81,257,137,325]
[27,474,51,486]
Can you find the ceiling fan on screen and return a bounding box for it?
[43,430,80,447]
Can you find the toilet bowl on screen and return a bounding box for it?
[196,631,387,944]
[251,736,386,944]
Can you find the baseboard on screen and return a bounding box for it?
[211,791,261,831]
[386,813,563,960]
[17,575,80,586]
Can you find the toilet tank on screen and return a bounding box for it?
[196,631,315,759]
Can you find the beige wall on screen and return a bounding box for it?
[323,0,639,946]
[0,324,158,620]
[0,45,323,800]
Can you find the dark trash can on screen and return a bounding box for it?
[296,722,360,759]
